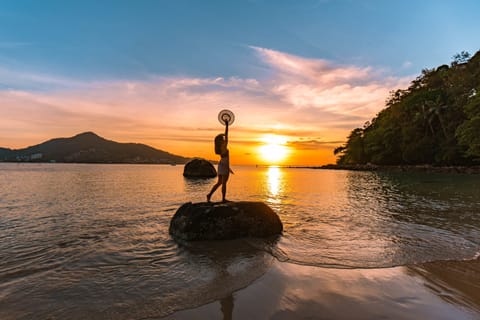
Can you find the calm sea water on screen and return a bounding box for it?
[1,163,479,319]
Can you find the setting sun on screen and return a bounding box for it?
[258,134,290,164]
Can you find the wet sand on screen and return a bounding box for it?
[164,258,480,320]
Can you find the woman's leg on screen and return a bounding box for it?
[207,175,222,202]
[221,174,230,202]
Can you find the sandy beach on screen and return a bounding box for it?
[164,258,480,320]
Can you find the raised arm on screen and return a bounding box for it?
[224,121,229,145]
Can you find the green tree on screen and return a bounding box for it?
[335,49,480,166]
[336,128,366,164]
[456,90,480,160]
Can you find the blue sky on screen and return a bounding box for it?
[1,0,479,164]
[1,0,479,86]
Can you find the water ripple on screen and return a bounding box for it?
[0,164,479,318]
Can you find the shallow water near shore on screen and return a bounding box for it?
[166,259,480,320]
[0,163,479,318]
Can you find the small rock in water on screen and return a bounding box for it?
[183,158,217,178]
[169,201,283,241]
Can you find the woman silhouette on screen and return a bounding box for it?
[207,120,234,203]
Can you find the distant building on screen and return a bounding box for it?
[16,155,29,161]
[30,153,43,160]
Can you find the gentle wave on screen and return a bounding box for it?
[245,233,480,269]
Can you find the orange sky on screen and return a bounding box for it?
[0,47,411,166]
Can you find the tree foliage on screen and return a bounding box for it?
[335,50,480,165]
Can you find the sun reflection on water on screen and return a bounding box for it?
[267,166,282,202]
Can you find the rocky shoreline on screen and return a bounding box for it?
[307,164,480,174]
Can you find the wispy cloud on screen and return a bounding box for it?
[0,65,85,91]
[251,46,410,117]
[0,41,33,49]
[402,61,413,69]
[287,139,345,150]
[0,47,413,164]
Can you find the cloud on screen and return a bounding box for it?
[402,61,413,68]
[0,65,85,91]
[287,139,346,150]
[252,46,374,84]
[251,46,410,118]
[0,41,33,49]
[0,47,413,164]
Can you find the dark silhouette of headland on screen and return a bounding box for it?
[335,50,480,167]
[0,132,189,164]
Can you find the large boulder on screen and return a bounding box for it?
[169,201,283,241]
[183,158,217,178]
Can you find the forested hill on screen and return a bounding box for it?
[0,132,190,164]
[335,50,480,166]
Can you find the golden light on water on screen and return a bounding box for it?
[258,134,290,164]
[266,166,285,206]
[267,166,282,197]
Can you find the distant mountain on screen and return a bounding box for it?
[0,132,190,164]
[0,147,12,159]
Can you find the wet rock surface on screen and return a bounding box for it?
[169,201,283,241]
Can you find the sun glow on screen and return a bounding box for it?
[258,134,290,164]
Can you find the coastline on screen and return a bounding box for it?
[164,258,480,320]
[286,164,480,174]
